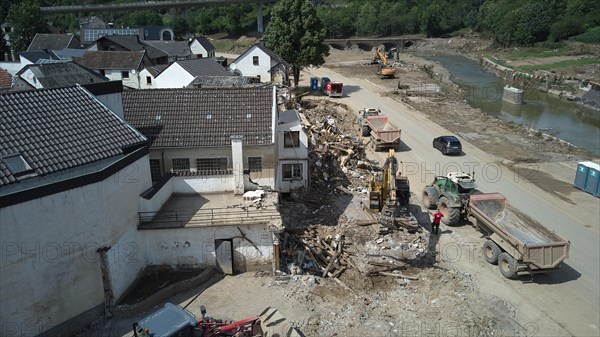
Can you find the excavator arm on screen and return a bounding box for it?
[373,48,396,79]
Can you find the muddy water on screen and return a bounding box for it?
[428,55,600,155]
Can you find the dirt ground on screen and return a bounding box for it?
[85,37,597,337]
[324,40,596,165]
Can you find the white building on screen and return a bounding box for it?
[154,58,233,89]
[228,43,290,85]
[276,109,309,193]
[0,86,151,336]
[189,36,216,58]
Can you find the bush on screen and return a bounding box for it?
[571,26,600,44]
[550,17,585,42]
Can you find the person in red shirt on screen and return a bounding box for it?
[432,210,443,234]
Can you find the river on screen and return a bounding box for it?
[428,55,600,156]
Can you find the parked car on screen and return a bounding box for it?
[433,135,462,155]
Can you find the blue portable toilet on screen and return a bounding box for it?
[574,161,600,197]
[321,77,330,91]
[584,163,600,196]
[310,77,318,91]
[574,162,590,191]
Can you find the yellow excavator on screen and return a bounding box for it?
[373,48,397,79]
[368,149,417,231]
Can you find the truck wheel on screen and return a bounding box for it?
[498,252,518,279]
[437,197,460,225]
[362,126,370,137]
[483,240,501,264]
[421,186,438,210]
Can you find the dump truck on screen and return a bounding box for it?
[467,193,570,279]
[365,115,401,151]
[320,77,343,97]
[357,107,381,136]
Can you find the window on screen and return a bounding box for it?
[253,56,259,66]
[121,71,129,79]
[248,157,262,172]
[283,131,300,148]
[172,158,190,173]
[149,159,162,182]
[282,163,302,180]
[146,76,152,84]
[2,154,32,176]
[197,158,228,175]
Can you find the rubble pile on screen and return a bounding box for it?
[278,226,358,290]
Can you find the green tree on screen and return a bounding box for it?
[7,0,47,53]
[356,3,378,36]
[420,3,443,37]
[129,10,163,27]
[171,16,189,40]
[263,0,329,87]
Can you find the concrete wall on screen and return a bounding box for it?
[155,63,194,88]
[141,223,273,272]
[229,46,271,83]
[92,91,124,120]
[0,156,151,336]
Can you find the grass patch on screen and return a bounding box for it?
[503,45,571,60]
[210,39,255,53]
[515,57,600,71]
[571,26,600,44]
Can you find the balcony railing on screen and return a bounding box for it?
[139,206,280,229]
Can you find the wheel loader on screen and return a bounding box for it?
[421,172,480,225]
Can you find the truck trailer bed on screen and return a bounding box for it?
[471,196,564,245]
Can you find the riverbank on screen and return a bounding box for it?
[323,46,598,163]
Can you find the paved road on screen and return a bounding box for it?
[304,67,600,336]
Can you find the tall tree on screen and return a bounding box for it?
[7,0,47,53]
[262,0,329,87]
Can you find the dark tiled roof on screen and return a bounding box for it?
[0,86,147,186]
[53,48,87,61]
[123,87,274,148]
[0,69,12,90]
[187,76,258,88]
[144,64,168,78]
[19,50,60,63]
[191,36,215,52]
[16,62,108,88]
[99,35,167,60]
[27,33,80,51]
[143,40,191,58]
[74,51,145,70]
[169,58,233,77]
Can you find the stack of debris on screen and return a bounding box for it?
[279,226,358,290]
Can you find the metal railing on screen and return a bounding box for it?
[139,206,280,228]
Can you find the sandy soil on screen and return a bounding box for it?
[84,37,598,337]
